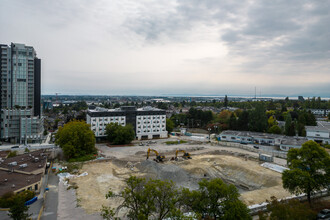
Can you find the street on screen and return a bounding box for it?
[41,170,59,220]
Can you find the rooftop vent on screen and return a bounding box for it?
[19,163,28,168]
[4,179,7,182]
[34,157,39,162]
[12,184,15,188]
[8,161,17,166]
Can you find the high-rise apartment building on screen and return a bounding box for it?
[0,43,43,144]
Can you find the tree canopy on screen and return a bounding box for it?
[105,123,135,145]
[282,140,330,205]
[103,177,251,219]
[258,196,316,220]
[166,118,174,133]
[55,120,96,159]
[182,178,251,220]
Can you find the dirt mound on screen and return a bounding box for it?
[137,160,200,189]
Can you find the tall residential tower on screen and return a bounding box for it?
[0,43,43,144]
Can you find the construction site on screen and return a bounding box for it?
[66,138,291,216]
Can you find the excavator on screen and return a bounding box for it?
[174,150,192,160]
[146,148,165,162]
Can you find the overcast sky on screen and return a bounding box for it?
[1,0,329,97]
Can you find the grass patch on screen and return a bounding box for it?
[165,140,187,145]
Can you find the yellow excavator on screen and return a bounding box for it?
[175,150,192,160]
[146,148,165,162]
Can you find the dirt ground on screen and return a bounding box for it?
[71,147,290,215]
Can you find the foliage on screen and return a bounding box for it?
[188,108,213,127]
[268,125,281,134]
[166,118,174,133]
[258,196,316,220]
[282,140,330,205]
[236,111,249,131]
[8,195,31,220]
[268,115,277,127]
[248,103,268,132]
[55,120,96,159]
[182,178,251,219]
[224,95,228,107]
[217,110,231,124]
[7,151,17,158]
[105,123,135,145]
[284,113,295,136]
[100,205,117,220]
[67,154,96,162]
[104,176,183,219]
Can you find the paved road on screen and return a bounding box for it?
[41,170,59,220]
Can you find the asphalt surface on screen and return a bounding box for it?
[41,170,59,220]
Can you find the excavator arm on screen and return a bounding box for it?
[175,150,192,160]
[147,148,165,162]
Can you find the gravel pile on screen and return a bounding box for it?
[137,160,200,189]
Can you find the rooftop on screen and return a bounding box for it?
[0,149,48,174]
[306,121,330,132]
[0,170,42,196]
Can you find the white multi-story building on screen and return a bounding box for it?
[306,121,330,144]
[87,106,168,140]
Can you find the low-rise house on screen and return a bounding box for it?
[0,149,48,196]
[305,121,330,144]
[279,137,308,151]
[219,130,307,151]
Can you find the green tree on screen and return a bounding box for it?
[282,141,330,205]
[267,115,277,128]
[104,176,183,219]
[166,119,174,133]
[248,103,268,132]
[183,178,251,219]
[284,113,295,136]
[268,125,281,134]
[8,195,31,220]
[236,111,249,131]
[55,120,96,159]
[105,123,135,145]
[224,95,228,107]
[258,196,316,220]
[229,113,237,130]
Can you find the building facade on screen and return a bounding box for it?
[219,130,308,151]
[306,121,330,144]
[0,43,43,143]
[87,106,168,140]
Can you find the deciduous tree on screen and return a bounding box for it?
[183,178,251,220]
[282,141,330,205]
[55,120,96,159]
[105,123,135,145]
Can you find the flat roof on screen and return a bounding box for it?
[0,149,47,173]
[220,130,283,139]
[306,121,330,132]
[0,170,42,196]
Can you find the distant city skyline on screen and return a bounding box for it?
[1,1,329,97]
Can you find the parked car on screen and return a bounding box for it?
[11,145,19,149]
[317,209,330,219]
